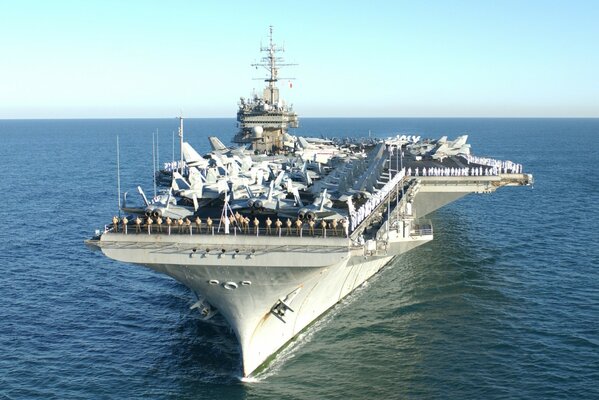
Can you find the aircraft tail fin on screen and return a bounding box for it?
[208,136,228,151]
[192,193,199,211]
[191,179,203,199]
[297,136,312,149]
[164,188,172,210]
[256,169,264,186]
[290,183,304,207]
[449,135,468,148]
[267,165,276,181]
[206,167,218,183]
[228,159,240,176]
[137,186,150,207]
[182,142,208,168]
[172,171,191,191]
[267,180,275,202]
[188,168,205,188]
[274,170,285,187]
[245,185,254,200]
[319,189,327,212]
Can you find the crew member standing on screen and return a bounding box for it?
[165,216,172,235]
[121,216,128,234]
[331,219,338,236]
[229,214,236,232]
[265,217,272,235]
[253,217,260,235]
[146,216,153,234]
[341,218,349,237]
[320,219,327,237]
[295,217,303,236]
[206,217,213,234]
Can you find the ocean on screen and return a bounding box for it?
[0,118,597,399]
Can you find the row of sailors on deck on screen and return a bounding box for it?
[405,165,509,177]
[465,155,523,173]
[350,167,404,231]
[111,214,349,237]
[163,161,189,175]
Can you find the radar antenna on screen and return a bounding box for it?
[252,26,296,104]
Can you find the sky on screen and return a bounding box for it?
[1,0,598,118]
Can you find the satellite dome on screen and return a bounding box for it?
[252,126,264,139]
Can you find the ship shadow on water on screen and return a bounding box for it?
[170,314,242,380]
[142,281,244,388]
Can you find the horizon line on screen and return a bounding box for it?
[2,115,598,121]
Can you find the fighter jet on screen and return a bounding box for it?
[406,135,470,161]
[430,135,471,161]
[122,186,196,220]
[295,136,346,164]
[229,180,288,212]
[277,188,347,221]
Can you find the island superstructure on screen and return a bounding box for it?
[233,26,298,153]
[85,28,533,378]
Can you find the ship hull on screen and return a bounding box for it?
[89,174,531,376]
[94,232,430,376]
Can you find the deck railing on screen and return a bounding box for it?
[106,221,349,239]
[411,223,433,237]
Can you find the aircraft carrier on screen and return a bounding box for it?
[85,28,533,377]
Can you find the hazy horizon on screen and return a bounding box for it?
[2,116,598,121]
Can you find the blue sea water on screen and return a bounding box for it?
[0,118,598,399]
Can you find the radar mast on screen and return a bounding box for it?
[233,27,299,153]
[252,25,296,105]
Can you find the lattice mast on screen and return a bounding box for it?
[252,25,296,105]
